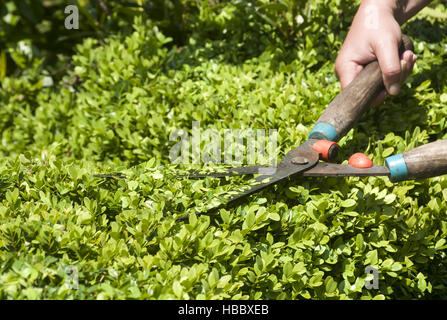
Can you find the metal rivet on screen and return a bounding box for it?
[291,156,309,165]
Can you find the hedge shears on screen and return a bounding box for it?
[177,35,447,218]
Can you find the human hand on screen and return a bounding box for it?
[334,0,417,106]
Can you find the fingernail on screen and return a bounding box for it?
[403,50,413,61]
[412,54,418,62]
[389,83,401,95]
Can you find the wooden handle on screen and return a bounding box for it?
[386,140,447,181]
[308,34,414,142]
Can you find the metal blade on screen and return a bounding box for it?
[177,147,321,220]
[93,173,127,179]
[223,169,297,206]
[176,169,303,221]
[206,144,322,207]
[177,165,270,178]
[302,163,390,177]
[179,140,322,179]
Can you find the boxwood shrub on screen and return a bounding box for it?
[0,0,447,299]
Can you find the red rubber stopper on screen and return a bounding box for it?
[348,153,373,168]
[312,140,339,161]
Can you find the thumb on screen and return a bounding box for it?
[373,36,402,95]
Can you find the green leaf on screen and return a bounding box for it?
[382,147,394,158]
[244,211,256,230]
[173,281,183,298]
[309,271,324,287]
[283,261,293,278]
[435,239,446,250]
[384,194,396,204]
[341,199,356,208]
[356,234,364,250]
[366,250,379,265]
[189,212,197,226]
[417,273,427,292]
[268,212,280,221]
[325,276,337,293]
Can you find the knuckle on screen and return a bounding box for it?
[334,57,343,71]
[334,62,343,79]
[382,66,401,78]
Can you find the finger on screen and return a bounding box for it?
[335,58,364,90]
[401,50,414,63]
[400,50,416,82]
[372,52,415,108]
[373,36,402,95]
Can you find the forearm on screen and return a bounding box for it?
[361,0,433,25]
[396,0,434,24]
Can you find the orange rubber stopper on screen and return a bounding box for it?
[312,140,339,161]
[348,153,373,168]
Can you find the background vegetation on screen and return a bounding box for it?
[0,0,447,299]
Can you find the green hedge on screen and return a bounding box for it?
[0,0,447,299]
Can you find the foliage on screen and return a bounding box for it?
[0,0,447,299]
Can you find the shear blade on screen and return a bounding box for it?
[181,167,301,220]
[303,163,390,177]
[178,165,271,178]
[185,148,320,217]
[222,169,299,205]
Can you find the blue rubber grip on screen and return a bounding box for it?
[308,122,338,141]
[385,154,409,182]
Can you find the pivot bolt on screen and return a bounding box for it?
[291,156,309,165]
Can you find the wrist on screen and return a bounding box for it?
[360,0,406,25]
